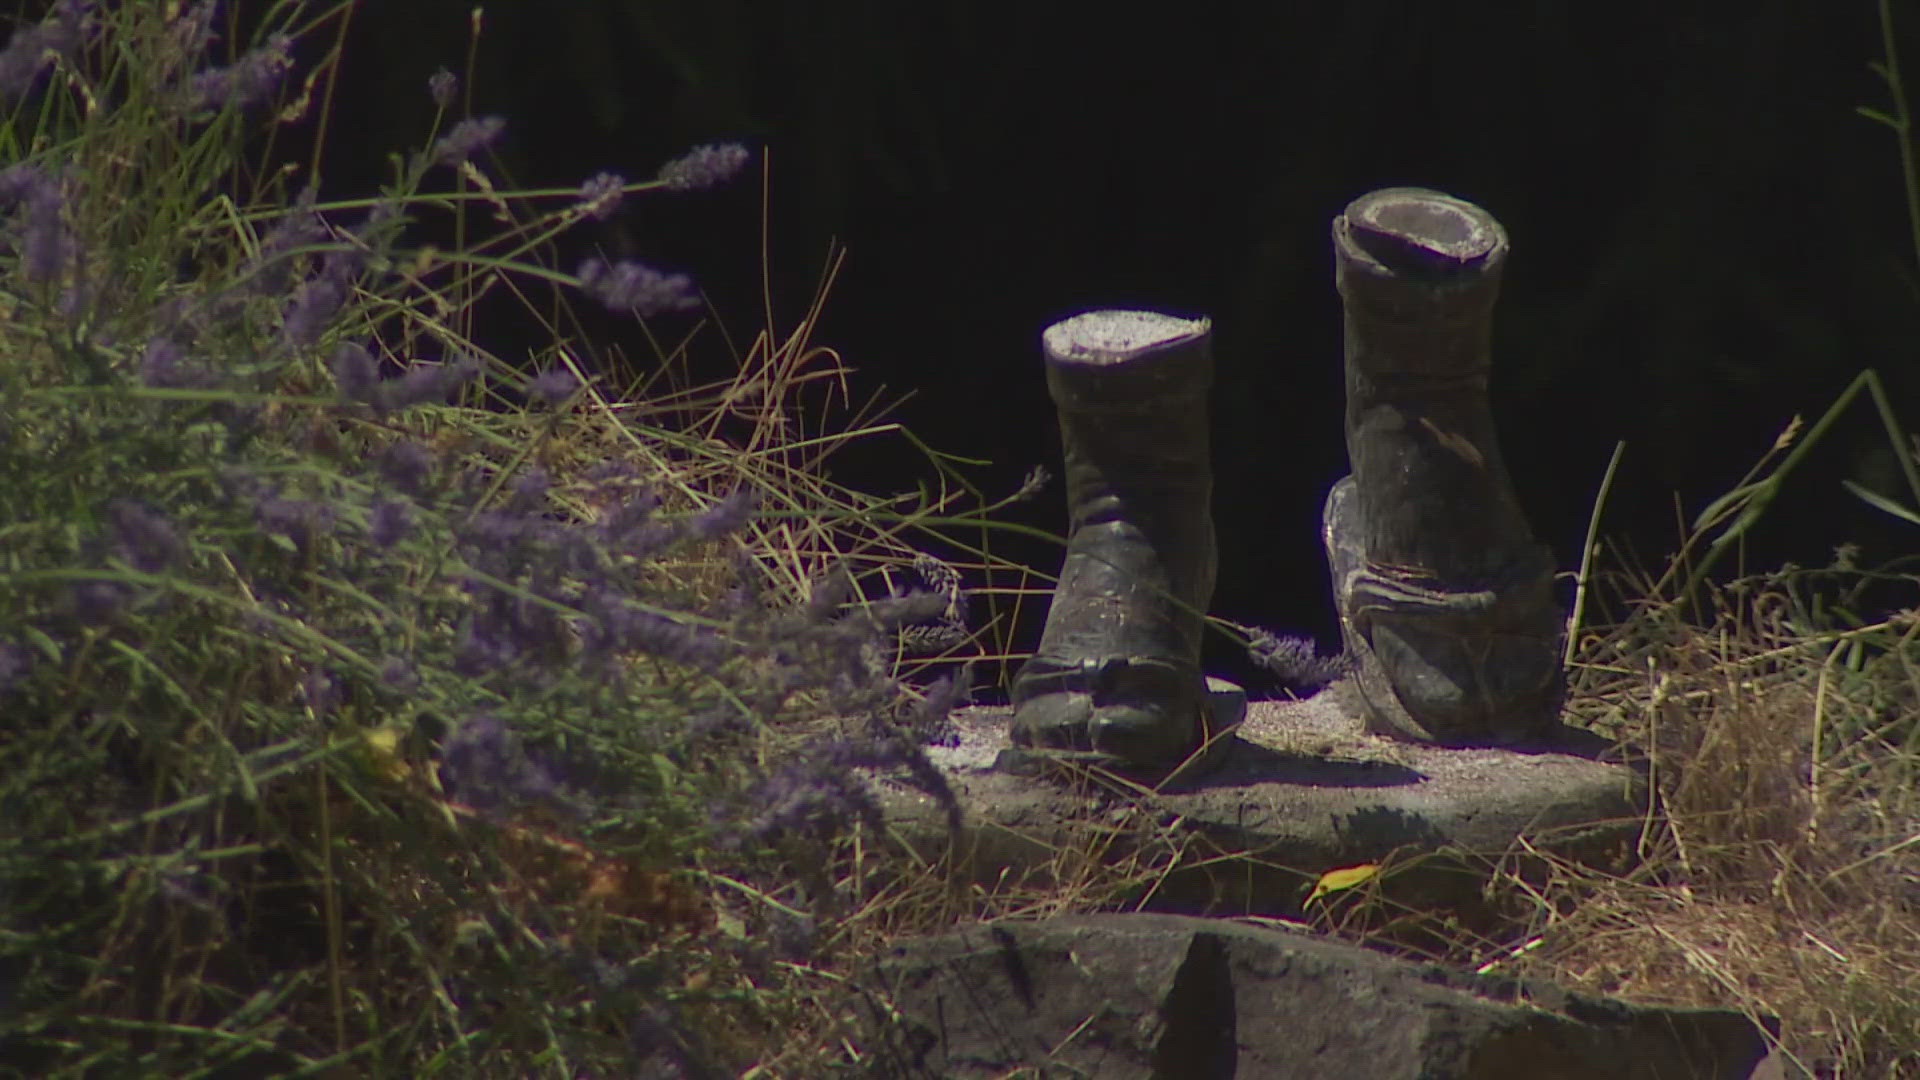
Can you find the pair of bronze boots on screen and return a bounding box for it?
[1009,188,1566,773]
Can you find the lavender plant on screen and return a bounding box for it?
[0,4,972,1075]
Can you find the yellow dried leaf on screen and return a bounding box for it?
[359,725,412,782]
[1306,863,1380,905]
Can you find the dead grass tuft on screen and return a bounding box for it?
[1470,561,1920,1077]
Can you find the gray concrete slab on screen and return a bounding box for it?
[870,678,1646,915]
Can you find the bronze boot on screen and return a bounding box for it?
[1009,310,1219,771]
[1324,188,1566,745]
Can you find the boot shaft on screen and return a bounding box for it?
[1042,311,1217,621]
[1010,311,1222,769]
[1326,188,1566,745]
[1334,188,1541,587]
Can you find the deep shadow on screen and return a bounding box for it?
[1513,723,1617,760]
[1163,736,1427,793]
[1151,931,1237,1079]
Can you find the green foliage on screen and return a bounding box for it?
[0,3,986,1074]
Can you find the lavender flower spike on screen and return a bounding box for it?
[0,0,93,101]
[431,116,506,167]
[187,33,293,112]
[427,68,457,110]
[329,342,378,403]
[657,143,750,191]
[576,258,700,318]
[22,194,69,281]
[684,488,755,543]
[278,276,346,351]
[105,498,186,573]
[0,163,48,206]
[526,366,578,407]
[577,172,625,221]
[368,497,413,549]
[436,714,575,816]
[0,643,32,694]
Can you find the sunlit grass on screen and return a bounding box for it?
[2,2,1917,1077]
[0,3,1021,1075]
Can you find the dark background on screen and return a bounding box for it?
[318,1,1920,689]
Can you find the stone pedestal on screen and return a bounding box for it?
[873,687,1641,918]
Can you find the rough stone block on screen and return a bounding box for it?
[864,913,1772,1079]
[873,685,1644,915]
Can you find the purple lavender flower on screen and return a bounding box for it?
[187,33,293,112]
[492,588,570,662]
[166,2,216,67]
[584,459,636,485]
[525,366,578,407]
[70,579,130,626]
[378,440,433,495]
[348,201,404,266]
[576,171,625,221]
[578,591,725,669]
[254,495,334,556]
[329,341,378,403]
[436,714,573,815]
[554,529,602,577]
[444,355,481,392]
[453,622,517,678]
[316,240,368,295]
[378,656,420,693]
[431,116,505,167]
[138,337,219,389]
[804,566,854,624]
[597,491,674,561]
[368,497,413,549]
[0,163,46,206]
[656,143,750,192]
[149,294,199,339]
[17,174,68,282]
[247,192,327,294]
[219,402,262,454]
[684,703,752,744]
[104,498,186,573]
[427,67,457,110]
[374,358,477,412]
[627,1005,708,1076]
[55,281,89,319]
[769,911,819,961]
[299,666,342,715]
[0,643,34,693]
[464,509,528,553]
[278,276,346,351]
[508,468,550,512]
[216,465,270,504]
[735,760,882,842]
[574,257,700,317]
[0,0,93,101]
[683,488,754,543]
[597,488,659,535]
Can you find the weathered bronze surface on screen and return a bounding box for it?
[1325,187,1566,745]
[1007,310,1220,771]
